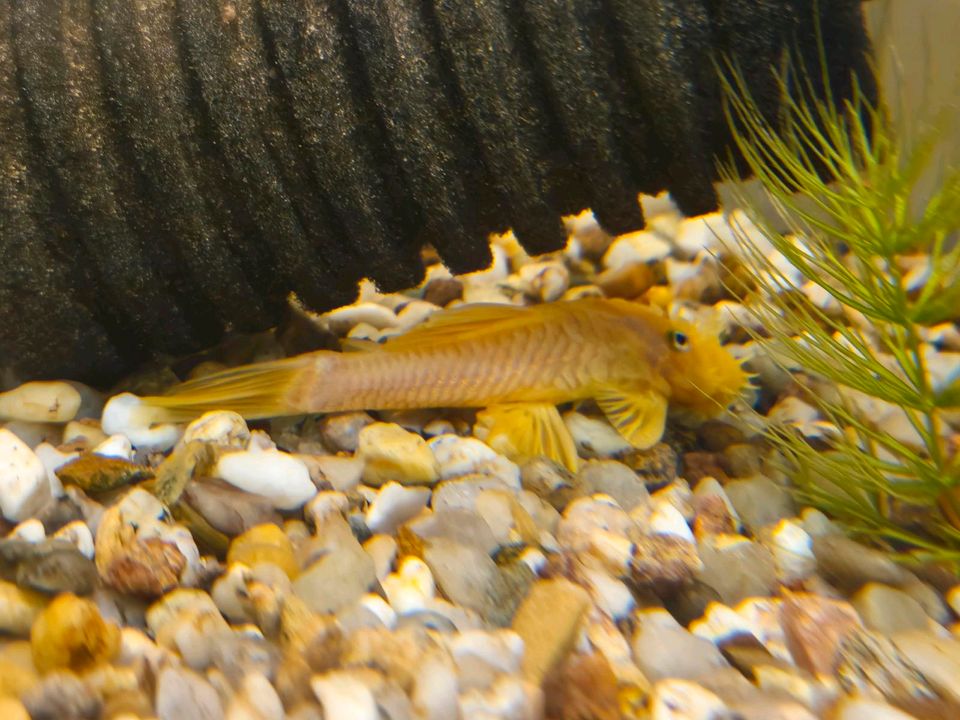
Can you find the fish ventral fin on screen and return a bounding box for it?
[139,354,315,422]
[476,403,579,473]
[595,387,668,450]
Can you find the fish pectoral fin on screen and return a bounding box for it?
[475,403,579,473]
[595,387,668,450]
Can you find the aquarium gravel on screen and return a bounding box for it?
[0,196,958,720]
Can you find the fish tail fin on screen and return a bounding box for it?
[138,354,318,422]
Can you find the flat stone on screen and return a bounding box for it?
[406,509,499,556]
[696,535,777,605]
[724,476,795,533]
[423,542,505,624]
[632,621,729,682]
[156,666,224,720]
[852,583,931,634]
[812,534,913,592]
[577,460,649,511]
[511,578,591,685]
[891,630,960,706]
[293,537,376,614]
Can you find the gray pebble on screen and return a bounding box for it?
[577,460,650,511]
[22,672,102,720]
[156,666,225,720]
[720,443,763,478]
[812,534,913,592]
[424,541,531,626]
[852,584,932,634]
[293,537,376,614]
[631,621,729,681]
[724,476,795,533]
[697,538,777,605]
[405,509,499,556]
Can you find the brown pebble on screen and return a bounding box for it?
[512,578,591,685]
[543,652,621,720]
[422,277,463,307]
[696,420,746,452]
[780,593,862,676]
[55,454,153,494]
[682,452,730,484]
[102,538,186,598]
[630,533,701,590]
[30,594,120,673]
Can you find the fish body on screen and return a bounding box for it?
[135,298,747,470]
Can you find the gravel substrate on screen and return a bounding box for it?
[0,194,959,720]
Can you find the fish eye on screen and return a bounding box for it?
[668,330,690,352]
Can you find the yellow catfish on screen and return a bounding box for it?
[132,298,748,471]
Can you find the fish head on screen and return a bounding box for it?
[657,317,750,418]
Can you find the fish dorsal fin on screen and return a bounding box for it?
[595,387,668,450]
[381,302,554,352]
[475,403,580,473]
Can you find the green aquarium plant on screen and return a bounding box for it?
[718,51,960,564]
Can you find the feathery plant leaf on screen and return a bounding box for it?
[718,34,960,564]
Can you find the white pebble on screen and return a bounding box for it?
[727,208,774,255]
[690,602,755,645]
[358,593,398,629]
[649,679,728,720]
[464,244,510,283]
[603,230,672,269]
[429,434,499,478]
[52,521,96,559]
[0,428,51,521]
[587,529,634,574]
[764,519,816,584]
[562,411,633,458]
[413,649,460,720]
[298,454,364,493]
[365,482,431,535]
[649,499,695,544]
[29,442,74,498]
[238,672,284,720]
[363,534,398,581]
[767,396,820,426]
[580,565,635,619]
[396,300,440,330]
[458,675,537,720]
[0,381,82,423]
[382,556,435,615]
[216,448,315,510]
[305,491,349,528]
[325,302,399,333]
[101,393,181,451]
[62,420,107,446]
[311,671,379,720]
[449,629,524,691]
[640,192,679,219]
[92,434,134,461]
[674,212,736,257]
[8,518,45,542]
[518,547,547,575]
[517,261,570,302]
[181,411,250,448]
